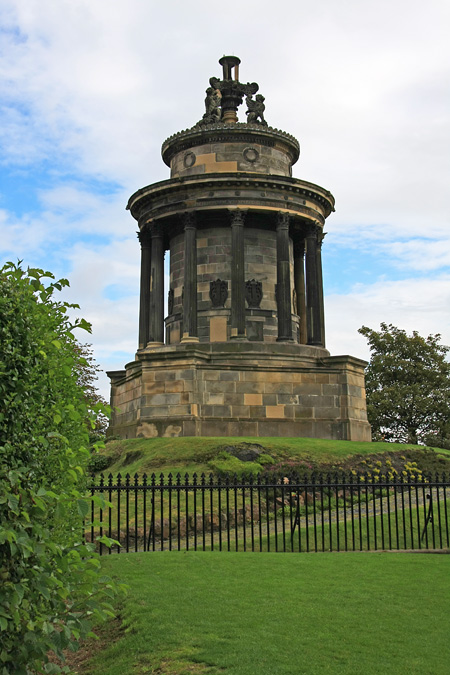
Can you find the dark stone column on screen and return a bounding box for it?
[181,212,199,342]
[230,209,246,339]
[138,228,151,349]
[305,224,323,346]
[317,232,326,348]
[294,239,307,344]
[276,212,293,342]
[148,224,164,345]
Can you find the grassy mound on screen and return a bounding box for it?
[92,436,450,477]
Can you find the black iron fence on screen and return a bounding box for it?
[88,472,450,554]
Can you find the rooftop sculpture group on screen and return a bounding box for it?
[199,55,267,127]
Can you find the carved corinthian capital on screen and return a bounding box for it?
[229,209,246,226]
[276,211,290,229]
[181,211,197,230]
[137,227,151,247]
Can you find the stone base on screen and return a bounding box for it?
[107,342,371,442]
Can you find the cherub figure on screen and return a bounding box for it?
[201,87,222,124]
[246,94,267,125]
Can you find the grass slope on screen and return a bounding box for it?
[97,436,450,477]
[86,552,450,674]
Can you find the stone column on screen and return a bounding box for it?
[148,224,165,346]
[317,232,326,348]
[181,212,199,343]
[305,224,323,346]
[294,239,307,344]
[138,228,152,349]
[230,209,246,339]
[276,212,293,342]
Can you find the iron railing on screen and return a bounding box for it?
[88,472,450,554]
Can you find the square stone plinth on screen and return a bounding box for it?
[108,342,371,442]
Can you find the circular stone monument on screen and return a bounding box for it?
[107,56,371,442]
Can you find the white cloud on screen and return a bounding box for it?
[0,186,132,270]
[326,275,450,361]
[386,239,450,272]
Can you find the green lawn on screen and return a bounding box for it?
[260,500,449,553]
[83,552,450,674]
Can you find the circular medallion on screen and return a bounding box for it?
[243,147,259,163]
[183,151,196,168]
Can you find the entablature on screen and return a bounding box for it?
[128,173,335,229]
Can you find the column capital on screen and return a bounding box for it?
[181,211,197,230]
[276,211,290,230]
[293,238,305,257]
[137,228,151,247]
[228,209,247,226]
[150,222,163,238]
[305,222,321,240]
[318,231,327,249]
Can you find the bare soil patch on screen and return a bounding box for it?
[47,616,123,674]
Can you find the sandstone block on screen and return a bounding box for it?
[244,393,263,406]
[266,405,285,418]
[236,381,263,394]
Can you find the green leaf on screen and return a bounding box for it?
[44,663,63,674]
[76,499,89,518]
[96,535,120,548]
[7,494,19,513]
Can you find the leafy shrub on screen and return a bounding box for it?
[259,454,275,466]
[0,263,124,674]
[88,453,112,473]
[208,452,263,478]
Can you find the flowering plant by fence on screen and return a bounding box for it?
[88,471,449,554]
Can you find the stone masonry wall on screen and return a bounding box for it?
[170,140,293,179]
[109,346,371,442]
[166,226,299,344]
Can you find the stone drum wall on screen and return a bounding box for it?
[165,227,299,344]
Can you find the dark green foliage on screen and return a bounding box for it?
[0,263,124,674]
[262,448,450,477]
[73,342,109,444]
[359,323,450,445]
[87,453,112,473]
[258,453,275,466]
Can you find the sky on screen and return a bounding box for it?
[1,0,449,400]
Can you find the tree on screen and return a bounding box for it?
[73,342,110,443]
[0,263,123,674]
[358,323,450,445]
